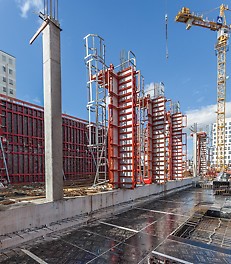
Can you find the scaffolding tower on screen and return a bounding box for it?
[84,34,108,186]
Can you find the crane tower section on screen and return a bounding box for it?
[216,28,228,170]
[175,5,230,170]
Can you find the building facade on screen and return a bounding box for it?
[211,117,231,167]
[0,50,16,98]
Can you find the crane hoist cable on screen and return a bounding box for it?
[165,0,168,60]
[165,13,168,60]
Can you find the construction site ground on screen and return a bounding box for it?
[0,187,231,263]
[0,180,112,207]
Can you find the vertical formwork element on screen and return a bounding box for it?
[107,51,139,189]
[145,95,153,184]
[0,95,96,184]
[171,103,187,180]
[138,93,152,184]
[136,73,146,184]
[165,111,173,180]
[152,83,167,183]
[62,114,96,181]
[84,34,108,186]
[108,65,119,188]
[117,65,139,188]
[195,131,207,177]
[0,97,45,183]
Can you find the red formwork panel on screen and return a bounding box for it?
[0,95,96,184]
[171,113,186,180]
[152,96,167,183]
[197,131,207,177]
[62,114,96,181]
[108,66,138,189]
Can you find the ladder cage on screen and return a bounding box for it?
[84,34,108,186]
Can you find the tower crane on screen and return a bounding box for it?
[175,5,230,171]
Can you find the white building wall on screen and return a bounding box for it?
[211,117,231,166]
[0,50,16,98]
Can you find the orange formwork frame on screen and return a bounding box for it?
[152,96,167,183]
[197,131,207,177]
[84,34,188,189]
[171,113,187,180]
[108,65,139,188]
[146,95,187,183]
[138,95,153,184]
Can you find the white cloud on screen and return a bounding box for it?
[196,96,204,103]
[186,101,231,128]
[33,97,41,105]
[16,0,43,18]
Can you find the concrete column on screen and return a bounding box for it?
[43,21,63,201]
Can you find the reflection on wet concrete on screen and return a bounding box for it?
[106,210,166,231]
[1,188,231,263]
[142,219,180,238]
[83,223,135,242]
[92,242,148,264]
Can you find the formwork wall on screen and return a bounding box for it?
[0,96,96,184]
[171,112,187,180]
[197,132,207,177]
[150,97,187,183]
[108,66,138,188]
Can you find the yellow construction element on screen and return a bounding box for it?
[175,5,230,171]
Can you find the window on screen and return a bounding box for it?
[2,77,6,82]
[9,79,13,85]
[9,69,13,75]
[3,87,6,92]
[9,89,13,95]
[2,55,6,62]
[9,58,13,65]
[2,66,6,72]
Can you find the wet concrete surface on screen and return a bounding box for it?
[1,187,231,263]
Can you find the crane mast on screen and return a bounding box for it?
[175,5,230,171]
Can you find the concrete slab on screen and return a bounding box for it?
[0,178,196,250]
[1,186,230,263]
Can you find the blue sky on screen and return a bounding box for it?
[1,0,231,131]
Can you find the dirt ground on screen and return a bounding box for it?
[0,181,113,206]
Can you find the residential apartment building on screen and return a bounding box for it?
[211,117,231,166]
[0,50,16,98]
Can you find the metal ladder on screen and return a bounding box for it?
[0,136,10,185]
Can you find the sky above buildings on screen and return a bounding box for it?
[1,1,231,144]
